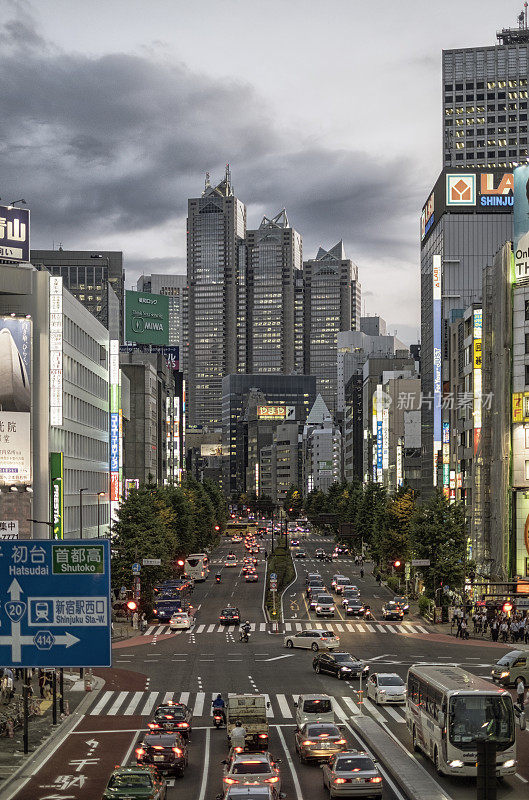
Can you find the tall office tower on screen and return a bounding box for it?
[443,16,529,169]
[31,249,124,341]
[137,274,187,368]
[187,167,247,427]
[303,241,361,413]
[246,210,303,374]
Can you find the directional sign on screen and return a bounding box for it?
[411,559,431,567]
[132,562,141,574]
[0,540,111,668]
[270,573,277,580]
[142,558,161,566]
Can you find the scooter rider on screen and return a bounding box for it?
[240,620,251,642]
[215,571,222,583]
[212,693,226,724]
[230,720,247,750]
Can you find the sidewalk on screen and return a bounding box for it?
[0,670,88,787]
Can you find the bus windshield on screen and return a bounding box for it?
[449,694,514,749]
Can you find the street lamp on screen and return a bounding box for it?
[79,488,89,539]
[97,492,105,538]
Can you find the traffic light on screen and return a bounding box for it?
[502,601,513,614]
[214,525,220,531]
[126,600,138,612]
[393,560,402,569]
[176,559,185,568]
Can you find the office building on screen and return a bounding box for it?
[187,168,246,427]
[0,263,110,539]
[31,248,124,341]
[303,241,361,413]
[246,210,303,374]
[222,373,316,496]
[443,17,529,170]
[137,274,187,368]
[260,422,301,504]
[420,167,513,494]
[302,395,342,493]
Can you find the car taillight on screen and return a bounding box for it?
[337,739,347,744]
[302,740,315,745]
[334,778,351,784]
[152,745,164,750]
[153,609,157,614]
[259,734,268,739]
[177,722,189,728]
[234,746,244,753]
[265,777,279,784]
[224,777,238,784]
[135,748,145,757]
[172,747,182,755]
[148,723,160,729]
[368,777,383,783]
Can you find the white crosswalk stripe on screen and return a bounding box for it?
[88,689,406,729]
[196,624,205,633]
[138,620,431,637]
[207,624,216,633]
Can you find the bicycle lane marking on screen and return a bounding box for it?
[7,715,143,800]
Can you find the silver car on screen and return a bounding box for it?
[284,629,340,651]
[222,751,282,794]
[321,751,383,797]
[366,673,406,705]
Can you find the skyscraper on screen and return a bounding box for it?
[443,17,529,170]
[303,241,361,412]
[187,168,246,427]
[137,273,187,369]
[246,209,303,374]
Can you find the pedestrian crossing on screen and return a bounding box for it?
[143,620,430,637]
[88,689,407,726]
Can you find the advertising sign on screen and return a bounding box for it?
[256,405,295,421]
[0,205,30,261]
[49,277,63,426]
[0,317,31,486]
[432,255,442,485]
[0,540,111,667]
[49,452,64,540]
[0,521,18,540]
[514,165,529,283]
[120,344,179,371]
[200,444,222,457]
[515,491,529,580]
[125,290,169,346]
[513,392,524,423]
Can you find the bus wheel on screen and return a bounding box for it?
[412,727,420,753]
[434,748,444,776]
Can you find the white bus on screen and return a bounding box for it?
[406,664,517,778]
[184,553,209,582]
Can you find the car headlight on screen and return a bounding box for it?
[362,666,369,672]
[316,606,322,611]
[340,666,351,672]
[378,689,386,694]
[329,606,335,611]
[500,671,510,678]
[449,760,464,768]
[503,760,515,769]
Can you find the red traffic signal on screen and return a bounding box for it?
[214,525,220,531]
[394,560,402,568]
[126,600,138,612]
[177,559,185,567]
[502,601,513,614]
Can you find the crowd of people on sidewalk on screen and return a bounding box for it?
[451,605,529,643]
[1,667,56,704]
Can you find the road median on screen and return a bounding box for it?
[264,544,295,623]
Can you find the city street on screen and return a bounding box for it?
[6,532,529,800]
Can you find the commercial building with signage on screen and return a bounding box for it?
[222,373,316,496]
[420,167,513,495]
[0,263,111,539]
[137,274,187,368]
[125,290,170,346]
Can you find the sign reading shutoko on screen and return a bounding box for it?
[0,205,30,261]
[0,317,32,486]
[0,540,111,667]
[125,290,169,345]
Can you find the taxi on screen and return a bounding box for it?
[102,765,167,799]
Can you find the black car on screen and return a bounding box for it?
[315,549,325,559]
[148,703,192,738]
[219,607,240,624]
[306,581,326,598]
[345,599,365,617]
[312,651,370,680]
[295,550,307,559]
[136,732,188,776]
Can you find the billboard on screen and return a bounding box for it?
[421,169,514,245]
[514,165,529,283]
[120,344,179,371]
[256,405,295,421]
[0,317,31,486]
[50,452,64,540]
[125,290,169,345]
[0,204,30,261]
[200,444,222,457]
[432,255,442,485]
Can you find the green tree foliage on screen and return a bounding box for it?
[355,482,388,551]
[202,478,227,533]
[181,477,216,550]
[372,489,414,565]
[284,486,303,518]
[410,490,467,599]
[159,484,195,557]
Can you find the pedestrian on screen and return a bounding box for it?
[491,618,499,642]
[500,619,509,643]
[132,611,139,630]
[38,670,46,699]
[263,549,268,560]
[517,677,525,711]
[140,612,147,632]
[460,617,468,639]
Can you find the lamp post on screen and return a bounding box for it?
[79,488,89,539]
[97,491,105,538]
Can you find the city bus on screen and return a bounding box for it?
[406,663,518,778]
[184,553,209,581]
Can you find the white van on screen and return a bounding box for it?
[295,694,335,728]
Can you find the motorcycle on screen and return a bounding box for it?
[364,607,372,620]
[215,574,222,583]
[240,629,251,643]
[212,709,225,728]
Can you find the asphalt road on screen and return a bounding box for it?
[7,530,529,800]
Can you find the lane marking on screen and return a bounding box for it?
[121,727,144,765]
[108,691,128,716]
[139,691,159,716]
[193,691,206,717]
[277,694,292,718]
[90,690,112,715]
[123,691,143,715]
[383,705,406,723]
[276,724,303,800]
[342,722,407,800]
[342,696,361,716]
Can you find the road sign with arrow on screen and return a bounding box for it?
[0,540,111,668]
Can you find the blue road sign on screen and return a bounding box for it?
[132,562,141,574]
[0,540,111,668]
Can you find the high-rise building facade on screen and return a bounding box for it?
[443,21,529,170]
[187,168,247,427]
[31,249,124,341]
[303,241,361,413]
[137,273,187,370]
[246,210,303,374]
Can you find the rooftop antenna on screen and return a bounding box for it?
[225,162,231,187]
[525,2,528,29]
[204,171,210,190]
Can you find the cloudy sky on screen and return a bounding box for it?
[0,1,521,342]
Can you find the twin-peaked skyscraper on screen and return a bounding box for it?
[186,168,361,426]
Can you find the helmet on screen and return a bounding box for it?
[245,620,249,625]
[236,720,241,726]
[217,693,222,700]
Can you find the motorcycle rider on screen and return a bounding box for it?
[212,693,226,724]
[240,620,251,642]
[230,720,247,750]
[215,571,222,583]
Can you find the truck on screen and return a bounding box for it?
[226,694,269,750]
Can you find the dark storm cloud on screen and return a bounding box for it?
[0,11,422,272]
